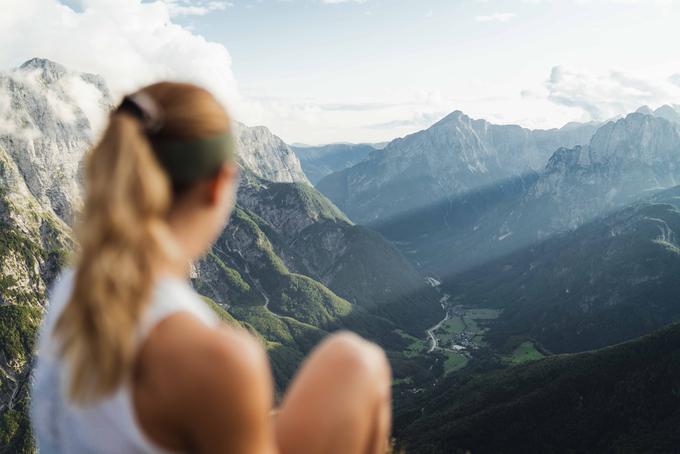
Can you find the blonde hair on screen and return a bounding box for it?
[54,82,231,403]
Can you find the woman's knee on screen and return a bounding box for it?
[318,331,391,393]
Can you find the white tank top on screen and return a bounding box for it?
[30,267,220,453]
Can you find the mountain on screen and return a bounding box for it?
[291,143,375,184]
[317,111,598,224]
[395,321,680,453]
[444,185,680,354]
[375,112,680,277]
[0,58,112,224]
[0,59,442,450]
[0,140,71,452]
[0,58,309,225]
[193,170,443,388]
[536,112,680,206]
[0,59,95,450]
[235,123,309,184]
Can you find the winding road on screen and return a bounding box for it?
[426,292,452,353]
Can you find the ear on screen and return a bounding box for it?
[207,162,239,206]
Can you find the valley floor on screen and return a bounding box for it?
[400,278,545,385]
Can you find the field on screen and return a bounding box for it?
[398,307,503,375]
[503,341,544,365]
[433,307,501,352]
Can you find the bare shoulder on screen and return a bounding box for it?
[135,312,275,453]
[139,311,272,400]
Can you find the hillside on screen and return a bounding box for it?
[444,186,680,354]
[395,321,680,453]
[194,171,443,387]
[0,144,71,451]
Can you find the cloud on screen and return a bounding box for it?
[669,74,680,87]
[321,0,366,3]
[0,0,241,122]
[366,111,448,130]
[237,86,456,144]
[160,0,233,16]
[544,66,680,121]
[475,12,516,22]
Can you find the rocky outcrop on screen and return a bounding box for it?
[235,123,310,185]
[532,113,680,228]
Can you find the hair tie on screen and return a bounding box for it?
[115,91,164,134]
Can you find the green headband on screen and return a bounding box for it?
[152,132,237,184]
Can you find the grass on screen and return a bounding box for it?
[505,341,544,365]
[464,308,502,319]
[393,377,414,386]
[200,295,241,327]
[432,307,501,350]
[397,330,427,358]
[433,317,465,346]
[443,352,469,374]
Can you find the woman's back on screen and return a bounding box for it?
[31,268,219,453]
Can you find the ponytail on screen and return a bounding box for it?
[53,82,232,404]
[54,110,177,403]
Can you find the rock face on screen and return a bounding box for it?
[317,111,598,224]
[235,123,310,185]
[635,104,680,123]
[0,58,112,224]
[532,113,680,229]
[0,115,73,454]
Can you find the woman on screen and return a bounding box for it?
[31,82,392,454]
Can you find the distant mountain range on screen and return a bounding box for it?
[316,111,599,224]
[367,110,680,276]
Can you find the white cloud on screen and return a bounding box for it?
[475,12,516,22]
[321,0,367,3]
[0,0,241,121]
[543,66,680,121]
[237,87,457,144]
[160,0,232,16]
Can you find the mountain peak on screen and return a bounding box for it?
[545,145,588,173]
[585,111,680,167]
[431,110,470,127]
[635,105,654,115]
[653,104,680,124]
[18,58,68,83]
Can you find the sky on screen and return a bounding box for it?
[3,0,680,144]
